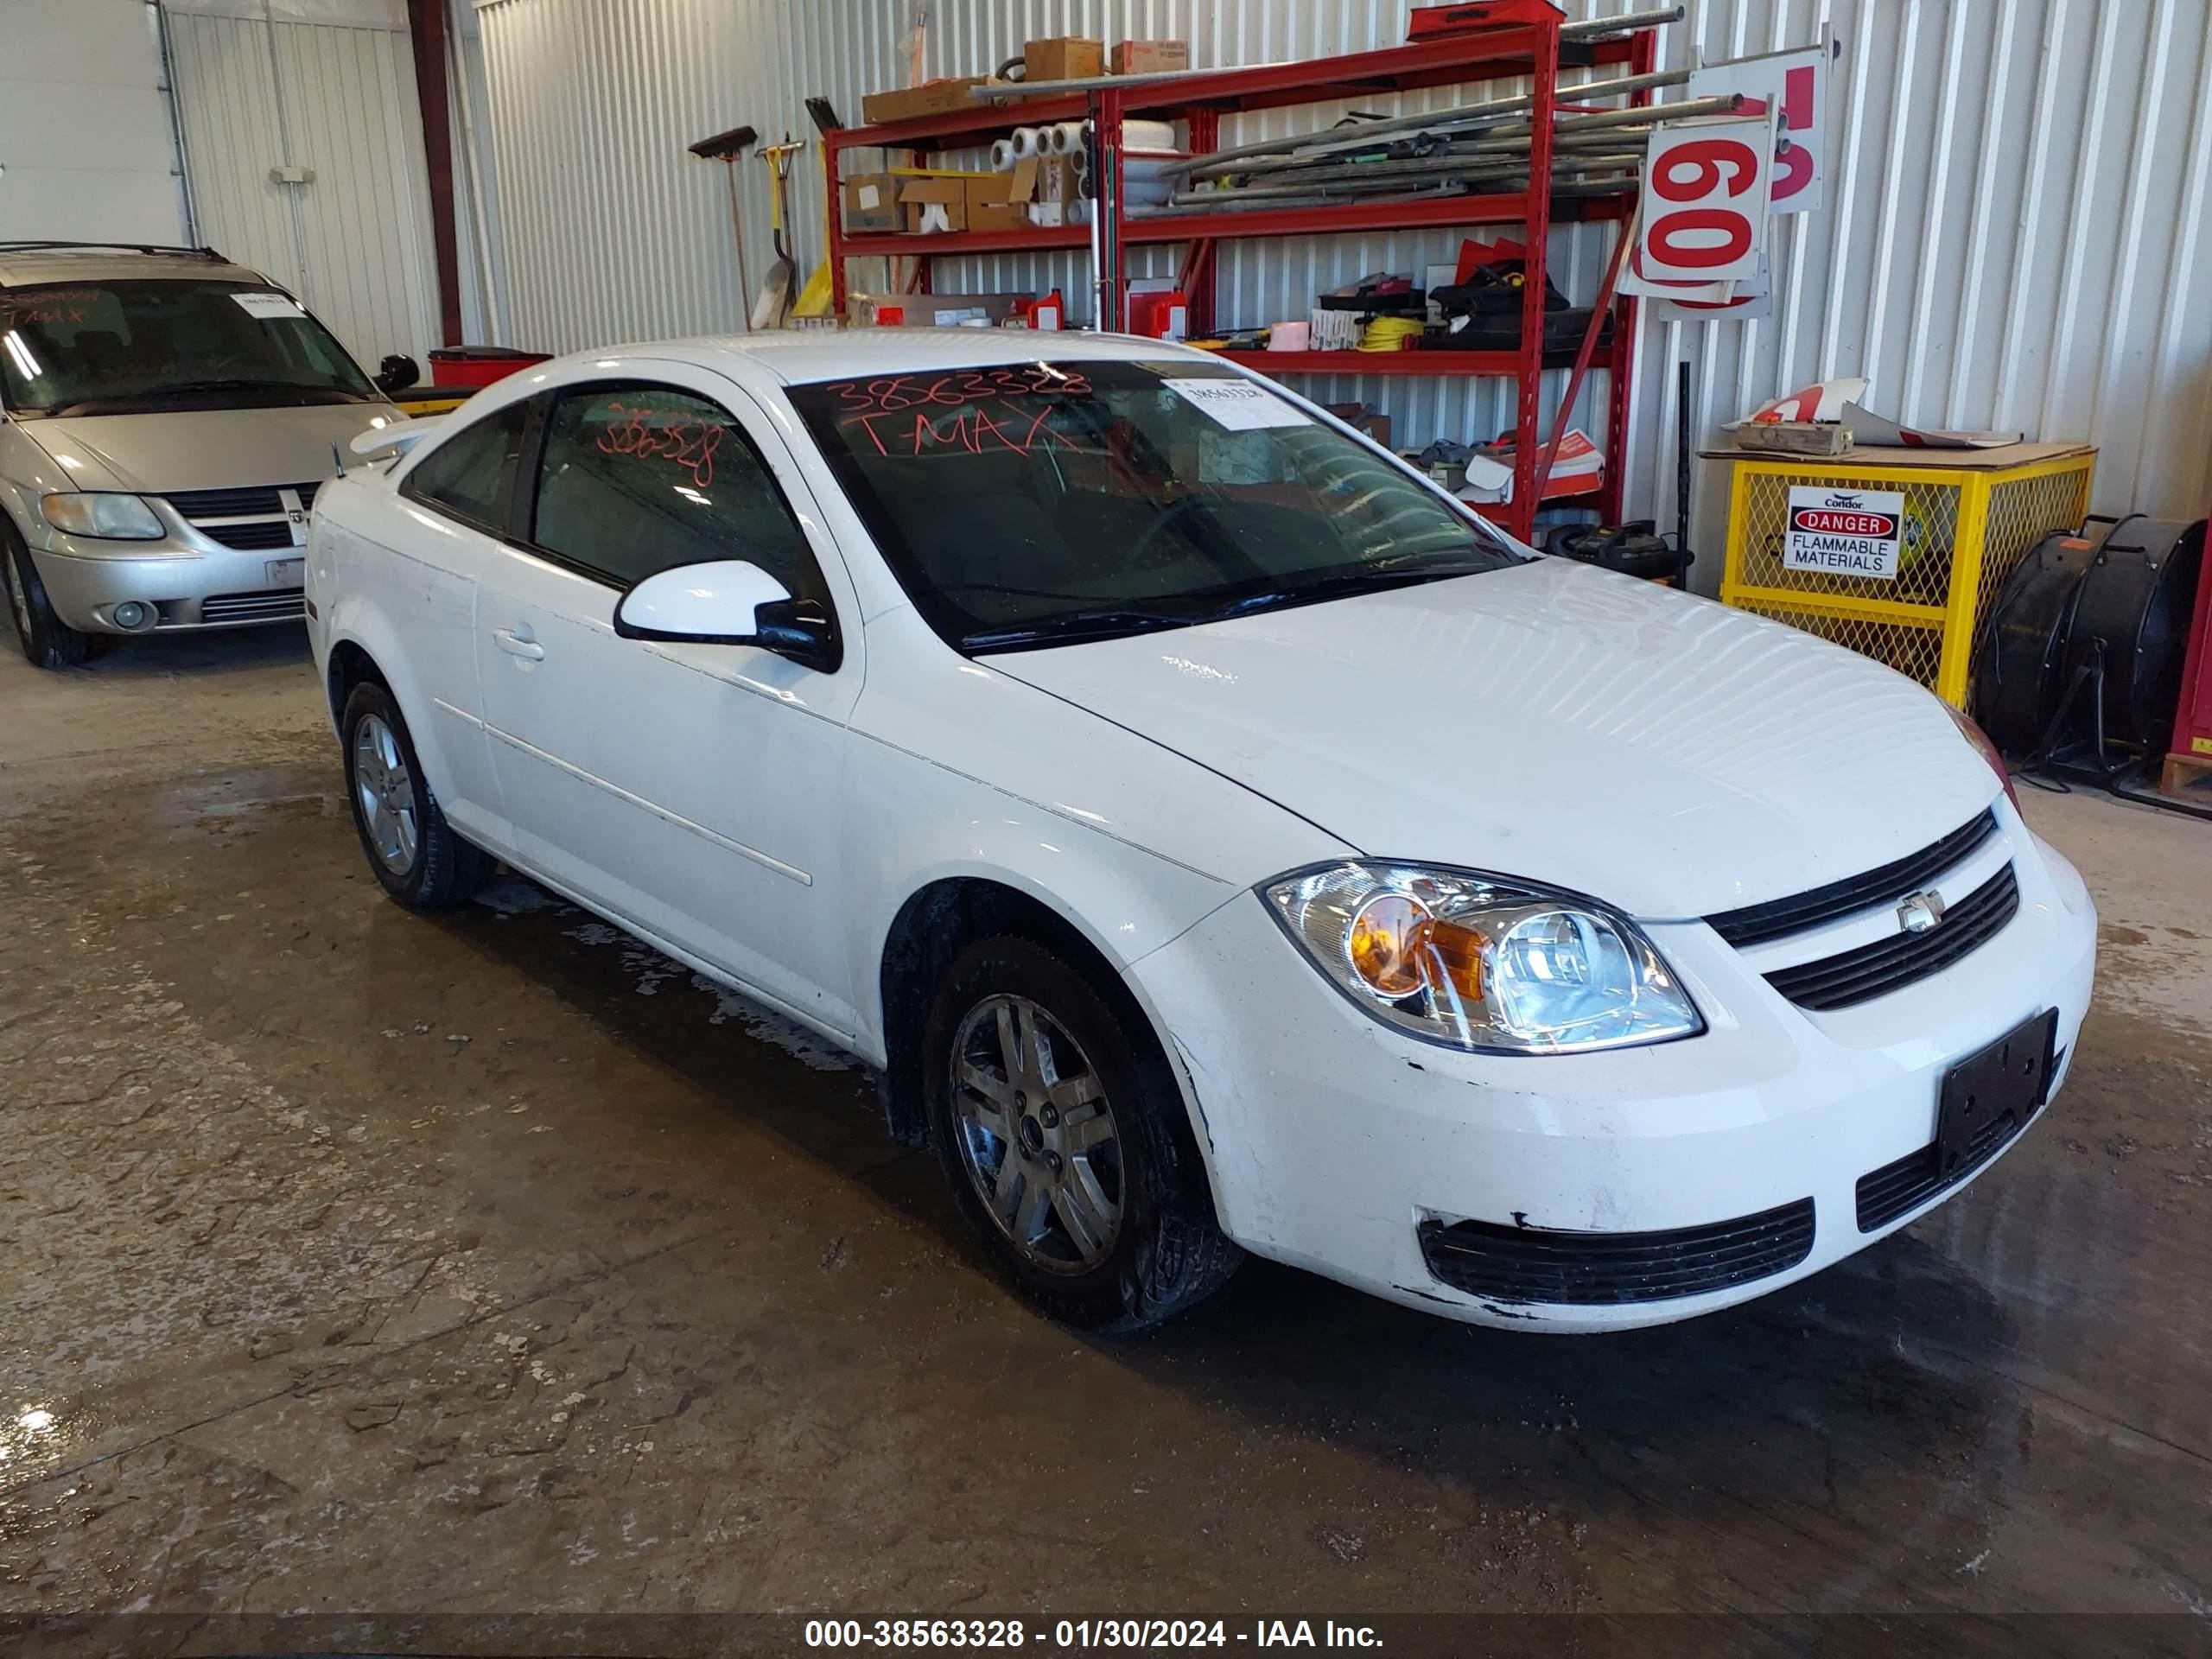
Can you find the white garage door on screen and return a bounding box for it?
[162,0,441,371]
[0,0,187,245]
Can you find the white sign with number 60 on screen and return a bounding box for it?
[1625,111,1776,288]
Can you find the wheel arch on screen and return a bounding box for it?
[319,608,464,806]
[870,873,1232,1229]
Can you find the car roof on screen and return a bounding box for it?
[621,327,1224,387]
[0,244,270,290]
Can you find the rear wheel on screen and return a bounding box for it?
[3,521,90,670]
[923,935,1240,1330]
[340,681,491,909]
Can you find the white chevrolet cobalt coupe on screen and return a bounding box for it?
[306,332,2095,1333]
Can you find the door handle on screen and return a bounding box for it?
[493,627,544,660]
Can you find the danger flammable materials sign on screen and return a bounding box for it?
[1782,486,1906,580]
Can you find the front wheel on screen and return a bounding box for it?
[3,523,90,670]
[923,935,1240,1331]
[340,681,491,909]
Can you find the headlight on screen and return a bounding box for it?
[41,493,165,540]
[1262,861,1702,1054]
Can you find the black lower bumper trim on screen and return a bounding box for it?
[1419,1198,1817,1306]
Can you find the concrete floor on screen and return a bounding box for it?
[2,628,2209,1654]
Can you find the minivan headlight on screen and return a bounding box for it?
[1262,861,1702,1054]
[41,493,165,541]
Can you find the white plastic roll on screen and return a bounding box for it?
[989,137,1016,173]
[1123,118,1175,150]
[1070,143,1090,177]
[1048,120,1084,155]
[1011,124,1045,160]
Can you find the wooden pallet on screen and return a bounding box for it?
[2158,748,2212,802]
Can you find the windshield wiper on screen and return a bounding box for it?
[141,378,365,402]
[962,608,1199,652]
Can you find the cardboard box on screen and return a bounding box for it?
[899,177,967,234]
[1323,403,1394,448]
[1024,36,1103,83]
[965,173,1026,232]
[1112,40,1190,75]
[842,172,899,234]
[861,75,994,126]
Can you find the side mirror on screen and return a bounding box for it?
[374,353,421,393]
[613,560,840,671]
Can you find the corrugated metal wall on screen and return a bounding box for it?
[471,0,2212,561]
[166,0,442,367]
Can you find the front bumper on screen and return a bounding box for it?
[29,524,306,634]
[1126,805,2097,1332]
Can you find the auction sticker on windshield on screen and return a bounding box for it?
[1783,485,1906,580]
[232,292,306,321]
[1162,377,1309,432]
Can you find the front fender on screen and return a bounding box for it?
[318,590,467,810]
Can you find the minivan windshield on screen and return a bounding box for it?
[787,359,1522,652]
[0,278,377,416]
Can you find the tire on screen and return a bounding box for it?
[923,935,1241,1331]
[3,520,91,670]
[340,680,492,910]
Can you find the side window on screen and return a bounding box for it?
[402,399,530,531]
[530,385,817,594]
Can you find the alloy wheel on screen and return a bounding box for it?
[950,993,1124,1274]
[352,712,420,875]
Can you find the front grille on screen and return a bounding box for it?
[162,485,283,518]
[200,589,307,624]
[1418,1198,1816,1306]
[1855,1071,2056,1231]
[200,520,297,550]
[1707,810,2001,946]
[159,481,319,550]
[1765,865,2019,1012]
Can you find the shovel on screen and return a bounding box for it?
[752,138,804,331]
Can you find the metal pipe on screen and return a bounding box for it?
[1171,148,1648,207]
[1173,67,1690,181]
[1560,6,1685,39]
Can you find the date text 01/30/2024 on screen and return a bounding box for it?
[804,1618,1383,1649]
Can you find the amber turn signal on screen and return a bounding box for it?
[1414,917,1487,1002]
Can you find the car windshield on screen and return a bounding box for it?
[787,359,1522,652]
[0,277,376,416]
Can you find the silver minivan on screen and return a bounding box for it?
[0,243,404,668]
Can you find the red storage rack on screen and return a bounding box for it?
[823,13,1655,541]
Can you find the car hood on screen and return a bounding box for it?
[989,558,1999,919]
[21,404,401,493]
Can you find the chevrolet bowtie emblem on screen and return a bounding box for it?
[1897,890,1947,934]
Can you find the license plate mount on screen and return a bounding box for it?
[1936,1007,2057,1180]
[266,557,304,588]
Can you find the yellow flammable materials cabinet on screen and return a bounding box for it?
[1709,442,2096,708]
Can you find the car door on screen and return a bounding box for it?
[474,367,863,1037]
[377,395,531,847]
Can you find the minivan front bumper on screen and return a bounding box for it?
[30,523,307,633]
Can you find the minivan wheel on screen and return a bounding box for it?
[340,681,491,910]
[922,935,1241,1331]
[3,523,91,670]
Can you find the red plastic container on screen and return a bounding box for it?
[426,346,550,389]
